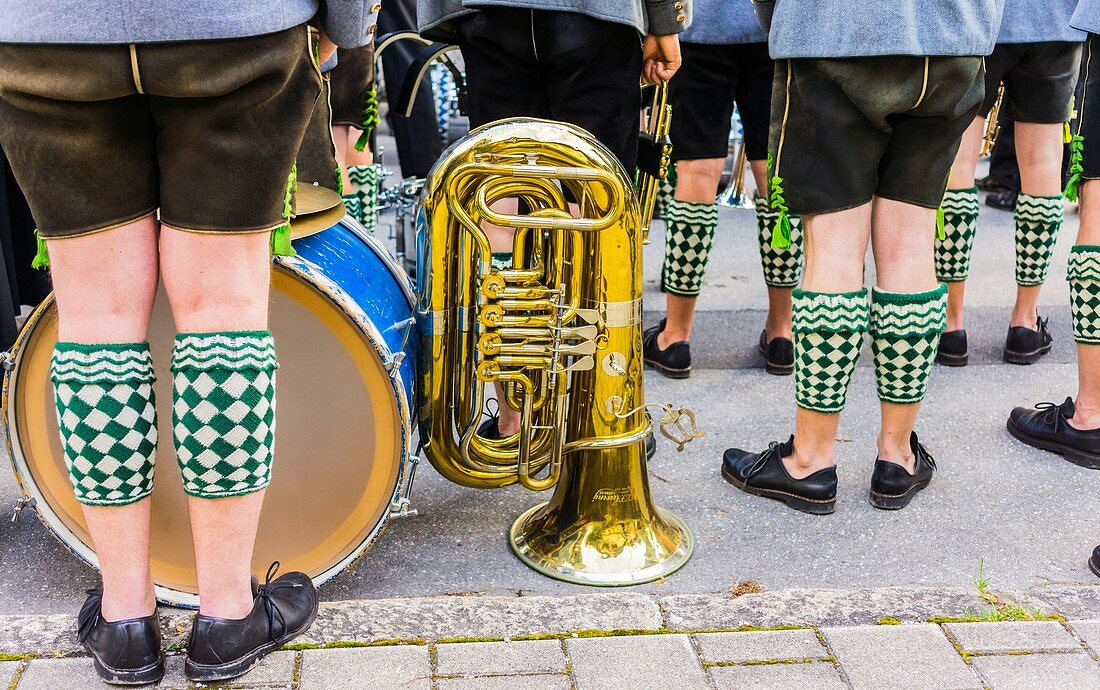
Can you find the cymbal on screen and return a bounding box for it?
[292,184,346,240]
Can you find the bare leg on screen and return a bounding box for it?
[49,217,159,621]
[659,157,723,346]
[788,204,871,477]
[871,198,941,470]
[160,227,271,619]
[1011,122,1065,328]
[1072,180,1100,430]
[944,118,984,332]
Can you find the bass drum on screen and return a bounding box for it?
[3,217,417,607]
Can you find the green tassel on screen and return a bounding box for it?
[1064,135,1085,202]
[335,165,345,196]
[936,205,946,240]
[31,230,49,270]
[1065,121,1073,145]
[271,225,295,257]
[766,153,792,249]
[773,211,792,249]
[354,86,380,153]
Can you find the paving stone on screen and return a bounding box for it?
[0,661,22,687]
[944,621,1081,653]
[297,594,661,645]
[16,658,101,690]
[709,662,847,690]
[1069,620,1100,650]
[434,639,565,676]
[694,630,829,663]
[1026,586,1100,619]
[970,652,1100,690]
[567,634,709,690]
[823,624,981,690]
[660,587,986,629]
[157,655,188,690]
[299,645,430,690]
[435,675,572,690]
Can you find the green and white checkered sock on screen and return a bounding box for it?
[172,331,278,499]
[1068,245,1100,344]
[662,198,720,297]
[654,169,676,222]
[793,290,869,413]
[342,193,363,224]
[347,164,380,233]
[1015,193,1064,286]
[936,187,979,282]
[491,252,513,270]
[755,195,803,287]
[50,343,157,506]
[870,285,948,404]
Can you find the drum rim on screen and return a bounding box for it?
[4,250,415,608]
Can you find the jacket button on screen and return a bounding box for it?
[371,2,381,10]
[367,24,376,35]
[676,13,686,22]
[674,1,683,9]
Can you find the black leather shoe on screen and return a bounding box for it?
[936,329,969,367]
[869,432,936,510]
[976,175,1010,193]
[77,589,164,685]
[1007,397,1100,469]
[478,415,502,439]
[758,330,794,376]
[1090,545,1100,578]
[985,189,1019,211]
[1004,316,1053,365]
[643,318,691,378]
[185,564,319,683]
[721,436,837,515]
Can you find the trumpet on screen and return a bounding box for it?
[981,83,1005,157]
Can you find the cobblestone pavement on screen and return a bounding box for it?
[5,618,1100,689]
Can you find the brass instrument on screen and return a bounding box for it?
[981,83,1005,157]
[717,140,753,209]
[416,118,701,585]
[637,82,674,240]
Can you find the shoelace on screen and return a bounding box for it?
[918,445,937,471]
[1034,401,1065,432]
[743,441,783,478]
[258,562,302,644]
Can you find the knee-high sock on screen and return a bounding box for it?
[870,285,948,404]
[1015,193,1064,286]
[654,165,677,222]
[50,343,157,506]
[172,331,278,498]
[793,289,869,413]
[347,164,379,232]
[662,198,720,296]
[935,187,980,282]
[1069,245,1100,344]
[755,195,803,287]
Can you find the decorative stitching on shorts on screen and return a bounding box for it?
[129,45,145,94]
[911,57,930,110]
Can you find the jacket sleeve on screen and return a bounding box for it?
[317,0,380,48]
[645,0,691,36]
[750,0,775,33]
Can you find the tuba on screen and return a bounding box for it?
[416,118,701,585]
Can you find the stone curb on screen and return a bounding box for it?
[3,585,1100,656]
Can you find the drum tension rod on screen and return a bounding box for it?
[389,453,420,519]
[11,496,35,523]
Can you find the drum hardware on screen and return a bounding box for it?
[11,495,34,523]
[637,82,674,241]
[417,118,697,585]
[981,83,1005,157]
[389,453,420,519]
[0,351,12,371]
[384,317,417,373]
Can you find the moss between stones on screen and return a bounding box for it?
[706,657,831,668]
[877,618,902,625]
[0,654,32,662]
[280,638,427,651]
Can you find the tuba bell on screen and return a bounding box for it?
[415,118,701,585]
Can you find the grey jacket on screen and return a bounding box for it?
[0,1,378,48]
[683,0,765,44]
[1073,0,1100,35]
[418,0,691,42]
[999,0,1084,42]
[755,0,1004,59]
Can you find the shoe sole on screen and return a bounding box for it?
[1003,342,1052,365]
[184,603,320,683]
[1006,419,1100,469]
[867,479,932,510]
[644,359,691,379]
[935,351,969,367]
[87,651,165,686]
[1091,556,1100,579]
[721,464,836,515]
[758,343,794,376]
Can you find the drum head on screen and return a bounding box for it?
[7,264,405,607]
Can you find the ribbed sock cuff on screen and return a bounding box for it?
[1069,245,1100,344]
[172,331,277,499]
[936,187,979,282]
[51,342,157,506]
[870,285,947,404]
[662,198,719,297]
